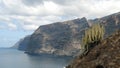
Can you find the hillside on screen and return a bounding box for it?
[66,31,120,68]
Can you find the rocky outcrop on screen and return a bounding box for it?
[66,31,120,68]
[26,17,89,56]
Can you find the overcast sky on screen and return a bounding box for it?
[0,0,120,47]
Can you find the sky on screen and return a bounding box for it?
[0,0,120,47]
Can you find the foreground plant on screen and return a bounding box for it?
[81,23,105,56]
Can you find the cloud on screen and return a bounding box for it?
[22,0,44,6]
[7,23,17,30]
[0,0,120,31]
[0,25,5,29]
[22,24,38,31]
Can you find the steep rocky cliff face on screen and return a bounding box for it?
[26,17,89,56]
[14,12,120,56]
[18,35,30,51]
[66,31,120,68]
[12,35,30,51]
[89,12,120,37]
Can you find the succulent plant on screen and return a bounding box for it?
[81,23,105,55]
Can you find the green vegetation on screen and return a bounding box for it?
[81,23,105,55]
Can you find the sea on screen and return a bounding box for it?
[0,48,72,68]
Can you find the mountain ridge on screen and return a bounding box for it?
[13,12,120,56]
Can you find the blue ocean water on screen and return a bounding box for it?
[0,48,72,68]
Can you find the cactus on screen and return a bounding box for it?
[81,23,105,55]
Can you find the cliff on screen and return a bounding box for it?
[66,31,120,68]
[89,12,120,36]
[11,35,30,51]
[13,12,120,56]
[26,17,89,56]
